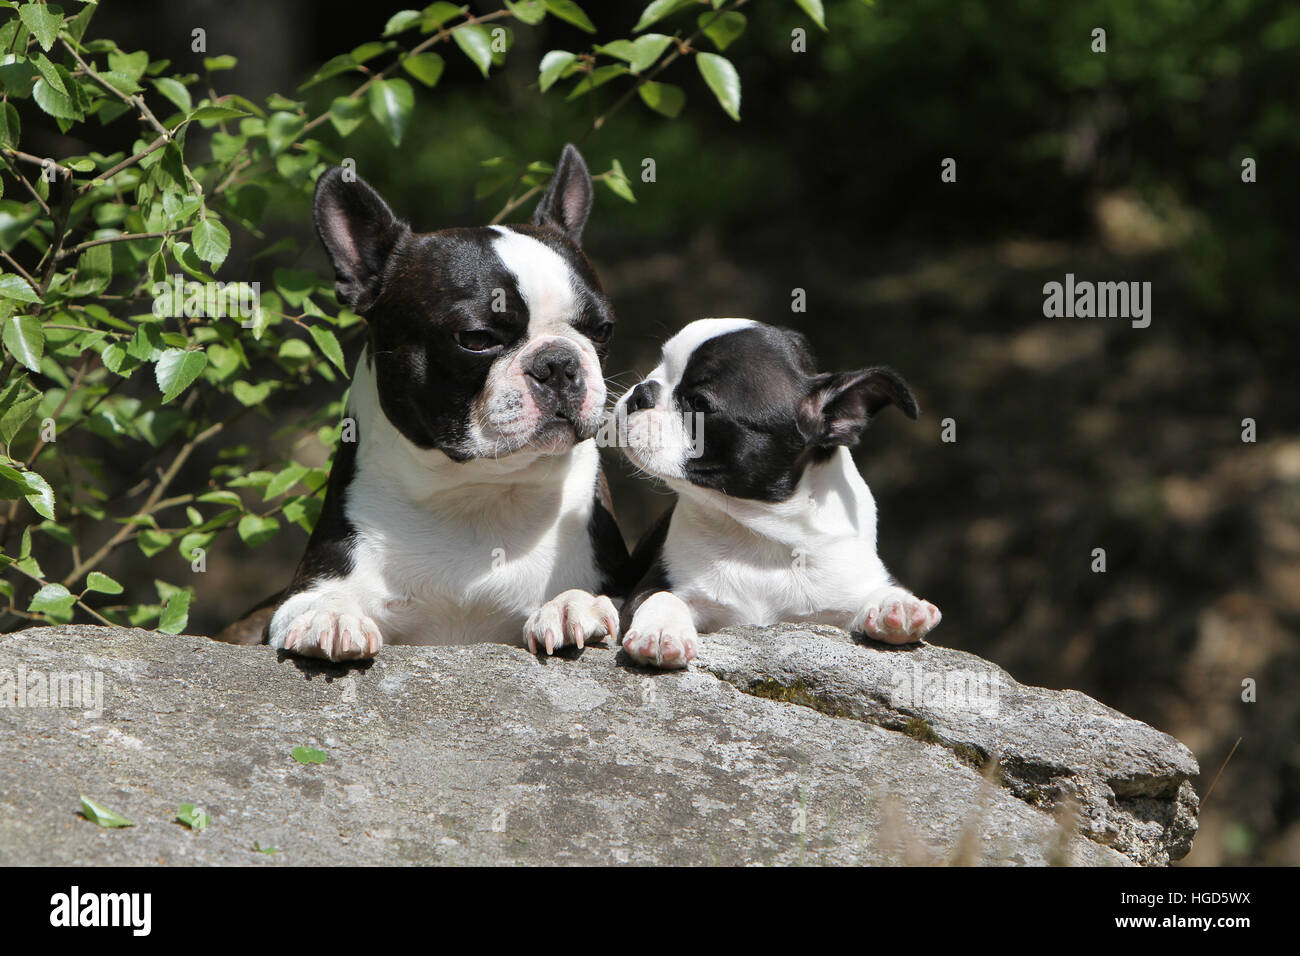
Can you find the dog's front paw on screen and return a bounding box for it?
[622,591,698,670]
[270,606,383,661]
[856,587,941,644]
[524,589,620,655]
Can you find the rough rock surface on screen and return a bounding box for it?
[699,624,1200,865]
[0,624,1198,866]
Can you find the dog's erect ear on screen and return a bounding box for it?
[798,367,919,448]
[313,167,407,311]
[531,143,593,244]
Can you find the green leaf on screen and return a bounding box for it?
[543,0,595,33]
[72,243,112,296]
[633,0,694,33]
[204,55,238,72]
[638,80,685,118]
[291,746,329,765]
[308,326,347,374]
[264,463,309,500]
[0,274,42,305]
[188,104,248,123]
[696,52,741,121]
[32,76,78,119]
[453,24,493,78]
[37,520,75,546]
[158,589,191,634]
[107,49,148,82]
[383,9,423,36]
[300,53,359,91]
[420,2,467,29]
[176,803,211,831]
[19,3,63,52]
[192,217,231,268]
[368,78,414,147]
[136,528,173,557]
[237,513,279,547]
[198,490,243,508]
[20,468,54,520]
[603,159,636,203]
[273,267,319,307]
[80,796,135,829]
[538,50,576,92]
[0,102,20,148]
[266,111,306,156]
[29,583,75,616]
[597,33,672,73]
[0,387,41,445]
[33,52,67,94]
[127,323,165,362]
[504,0,546,26]
[793,0,828,31]
[566,64,626,101]
[402,51,445,88]
[152,76,192,114]
[328,96,367,136]
[278,339,313,362]
[155,348,208,403]
[86,571,124,595]
[699,11,746,50]
[3,315,44,372]
[231,379,272,406]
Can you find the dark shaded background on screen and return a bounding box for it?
[28,0,1300,864]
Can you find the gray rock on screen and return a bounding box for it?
[0,624,1196,866]
[698,623,1200,865]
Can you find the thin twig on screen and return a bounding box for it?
[79,133,169,194]
[61,419,227,588]
[1201,736,1242,805]
[57,227,192,262]
[62,37,170,139]
[0,249,37,286]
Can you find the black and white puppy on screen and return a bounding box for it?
[220,146,626,660]
[615,319,941,669]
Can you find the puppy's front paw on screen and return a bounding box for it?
[271,607,383,661]
[524,589,619,655]
[622,591,698,670]
[856,587,941,644]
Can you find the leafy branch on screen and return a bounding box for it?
[0,0,832,631]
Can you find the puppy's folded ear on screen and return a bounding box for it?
[531,143,593,244]
[798,367,919,448]
[313,167,407,311]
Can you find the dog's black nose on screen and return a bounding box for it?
[527,345,581,386]
[627,381,660,412]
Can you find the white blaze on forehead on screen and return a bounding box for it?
[490,225,579,333]
[652,318,757,388]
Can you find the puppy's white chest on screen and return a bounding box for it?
[668,536,868,631]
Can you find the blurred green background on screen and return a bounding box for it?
[23,0,1300,864]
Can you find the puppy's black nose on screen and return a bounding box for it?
[527,345,582,387]
[627,381,660,412]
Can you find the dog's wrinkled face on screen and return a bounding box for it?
[618,319,920,502]
[313,146,613,461]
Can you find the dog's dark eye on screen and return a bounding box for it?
[682,392,712,414]
[590,320,613,344]
[455,330,501,353]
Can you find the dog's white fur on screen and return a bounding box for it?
[268,228,614,660]
[618,319,940,669]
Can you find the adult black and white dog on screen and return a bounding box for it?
[216,146,625,660]
[614,319,941,669]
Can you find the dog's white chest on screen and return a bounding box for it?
[346,474,599,645]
